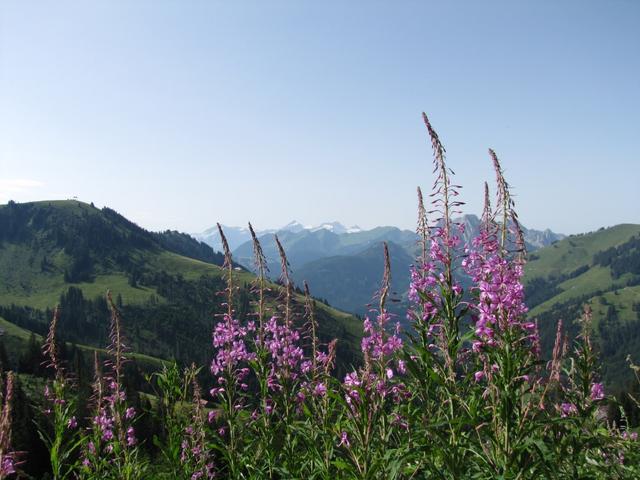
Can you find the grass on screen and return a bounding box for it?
[149,251,224,281]
[525,224,640,319]
[0,272,162,310]
[525,224,640,280]
[588,285,640,326]
[528,267,631,317]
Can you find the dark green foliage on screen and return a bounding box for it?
[534,294,640,393]
[524,277,562,309]
[11,375,51,478]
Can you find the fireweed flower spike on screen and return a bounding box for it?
[409,113,467,380]
[339,243,407,478]
[265,237,306,389]
[80,293,144,479]
[249,222,269,342]
[402,114,477,477]
[252,237,314,474]
[416,186,430,268]
[210,224,254,477]
[245,223,284,475]
[461,149,550,478]
[570,305,606,408]
[180,375,215,479]
[274,234,294,328]
[489,148,526,261]
[40,307,81,480]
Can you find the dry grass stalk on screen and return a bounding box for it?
[379,242,391,313]
[249,222,269,339]
[275,235,293,328]
[303,281,319,373]
[217,223,235,318]
[106,290,126,389]
[417,186,429,265]
[43,306,61,376]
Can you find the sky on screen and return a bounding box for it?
[1,1,638,235]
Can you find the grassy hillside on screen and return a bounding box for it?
[525,224,640,280]
[523,224,640,389]
[0,200,363,377]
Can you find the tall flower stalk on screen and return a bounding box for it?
[209,224,254,478]
[462,153,540,476]
[405,113,471,477]
[180,371,215,479]
[79,293,144,479]
[339,243,407,479]
[39,307,81,480]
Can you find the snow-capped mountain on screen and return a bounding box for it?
[310,221,362,234]
[194,225,270,252]
[195,216,563,255]
[195,221,361,251]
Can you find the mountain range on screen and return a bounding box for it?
[194,221,364,252]
[196,216,565,316]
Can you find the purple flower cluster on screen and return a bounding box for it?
[463,231,532,347]
[82,378,137,469]
[211,314,256,380]
[180,424,214,479]
[361,312,403,363]
[408,224,466,327]
[590,382,605,401]
[93,410,115,443]
[408,264,439,321]
[263,315,307,390]
[560,402,578,417]
[343,311,407,407]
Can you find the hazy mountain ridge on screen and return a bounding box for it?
[219,214,563,315]
[292,241,414,316]
[194,220,364,252]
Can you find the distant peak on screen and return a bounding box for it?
[281,220,307,233]
[309,221,347,234]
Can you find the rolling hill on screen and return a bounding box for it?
[0,200,363,376]
[523,224,640,390]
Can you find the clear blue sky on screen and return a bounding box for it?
[1,1,638,234]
